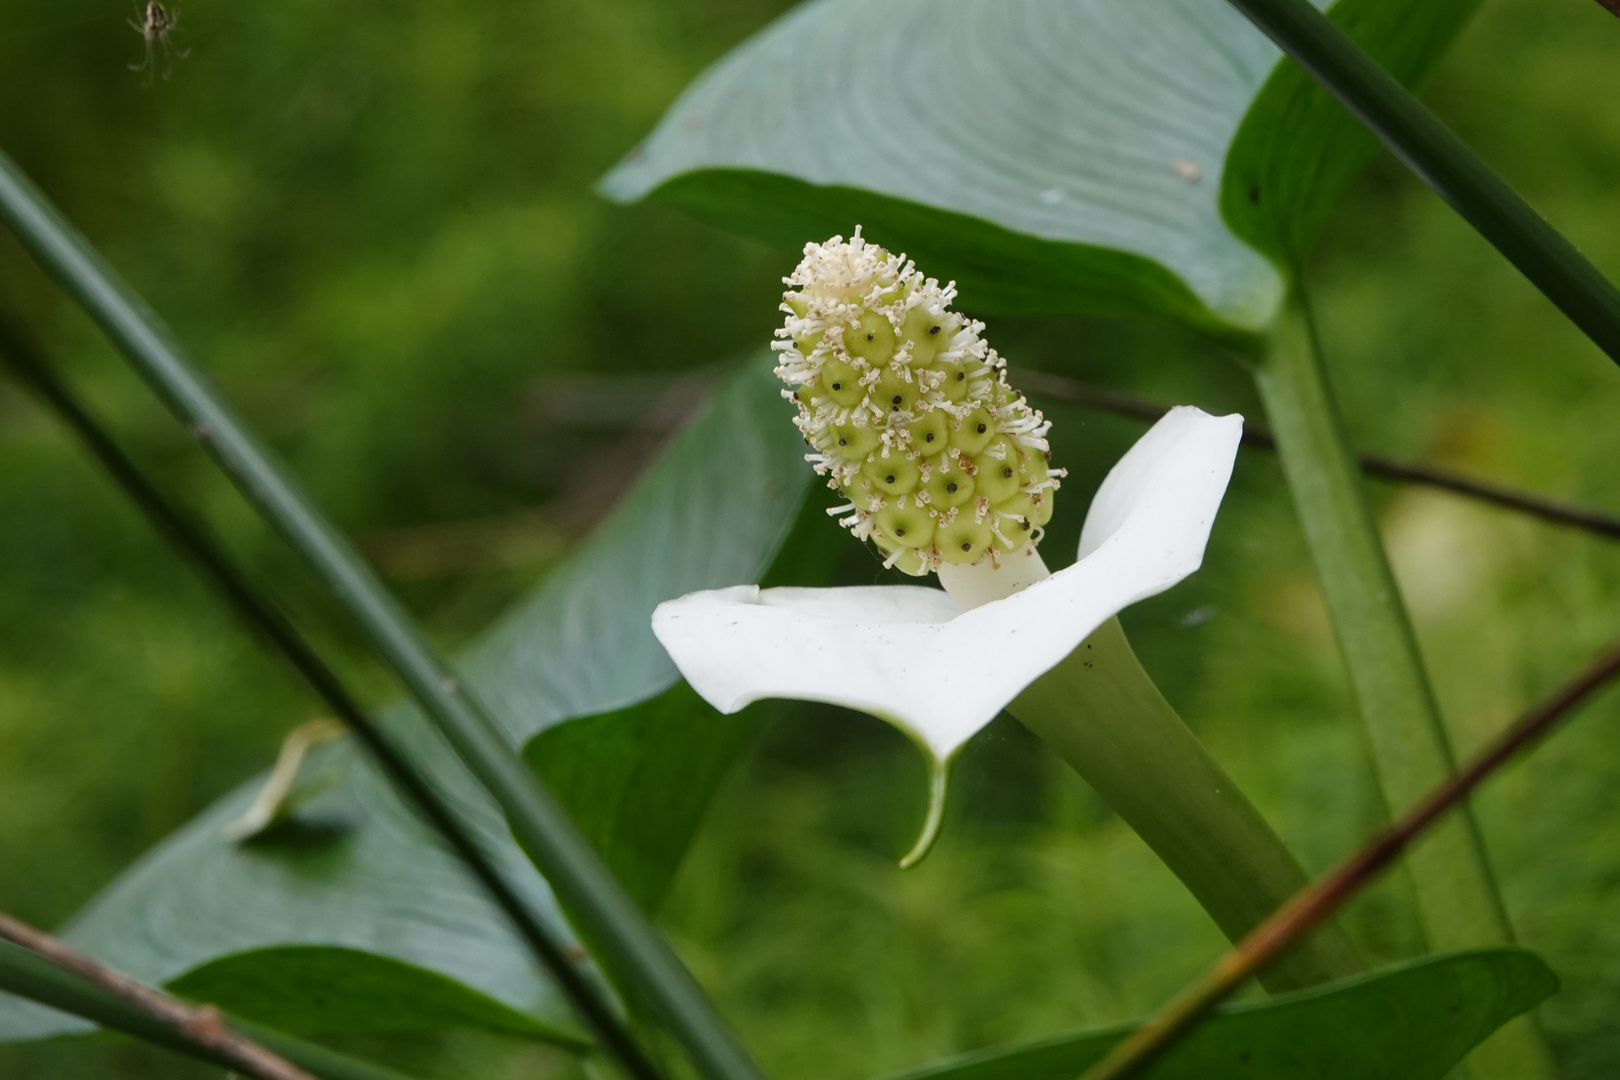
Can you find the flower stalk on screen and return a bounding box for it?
[1010,617,1364,992]
[1254,292,1553,1076]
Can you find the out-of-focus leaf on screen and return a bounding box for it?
[168,947,569,1041]
[527,682,757,915]
[600,0,1477,332]
[882,950,1557,1080]
[0,354,811,1044]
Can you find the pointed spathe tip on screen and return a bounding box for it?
[898,756,950,869]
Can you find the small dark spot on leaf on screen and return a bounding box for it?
[925,432,935,442]
[895,527,906,536]
[1247,184,1260,205]
[945,482,958,493]
[960,541,971,551]
[831,381,842,391]
[885,474,896,484]
[976,422,987,434]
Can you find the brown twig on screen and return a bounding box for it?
[1016,371,1620,541]
[1078,633,1620,1080]
[1597,0,1620,18]
[0,911,315,1080]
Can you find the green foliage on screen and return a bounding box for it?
[527,683,758,916]
[0,356,809,1046]
[885,950,1556,1080]
[168,948,574,1042]
[640,172,1218,329]
[1220,0,1481,262]
[601,0,1478,333]
[1,0,1619,1078]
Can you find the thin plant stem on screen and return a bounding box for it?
[0,913,313,1080]
[1254,292,1550,1077]
[1220,0,1620,365]
[0,315,646,1074]
[1016,370,1620,541]
[0,938,416,1080]
[0,150,767,1080]
[1078,632,1620,1080]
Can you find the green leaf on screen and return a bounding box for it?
[0,354,812,1045]
[881,950,1557,1080]
[167,947,567,1040]
[599,0,1477,332]
[1221,0,1481,262]
[526,683,758,916]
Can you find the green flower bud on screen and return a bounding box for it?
[935,358,974,402]
[829,423,881,460]
[862,454,921,495]
[919,455,975,509]
[876,366,921,414]
[906,409,949,451]
[935,515,995,564]
[820,356,865,407]
[873,503,936,549]
[847,310,897,364]
[949,405,996,455]
[775,227,1065,575]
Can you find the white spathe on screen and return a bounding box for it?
[652,406,1243,763]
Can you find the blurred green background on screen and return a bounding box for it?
[1,0,1618,1076]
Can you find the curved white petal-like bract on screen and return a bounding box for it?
[652,406,1242,762]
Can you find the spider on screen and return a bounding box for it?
[128,2,189,85]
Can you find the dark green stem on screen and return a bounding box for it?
[1223,0,1620,365]
[1010,618,1365,993]
[0,148,764,1080]
[1254,294,1551,1078]
[0,939,413,1080]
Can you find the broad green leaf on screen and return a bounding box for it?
[0,354,811,1045]
[599,0,1478,332]
[883,950,1557,1080]
[527,682,758,915]
[168,947,571,1041]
